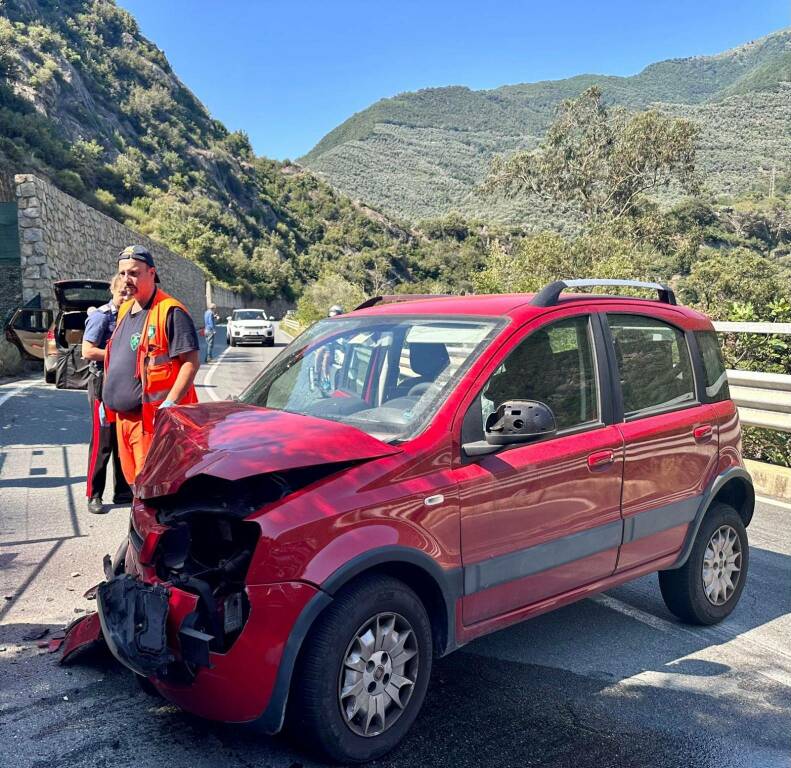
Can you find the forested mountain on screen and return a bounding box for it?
[0,0,469,299]
[302,29,791,224]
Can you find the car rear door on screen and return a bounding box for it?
[603,309,719,572]
[4,308,53,360]
[454,309,625,627]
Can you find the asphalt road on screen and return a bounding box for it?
[0,323,789,768]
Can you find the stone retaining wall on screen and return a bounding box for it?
[13,174,239,324]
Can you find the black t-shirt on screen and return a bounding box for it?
[102,296,199,414]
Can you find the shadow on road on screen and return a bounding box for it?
[0,615,787,768]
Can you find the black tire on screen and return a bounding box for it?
[45,367,55,384]
[289,575,432,763]
[229,337,236,347]
[659,502,749,625]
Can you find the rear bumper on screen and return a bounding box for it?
[97,573,322,724]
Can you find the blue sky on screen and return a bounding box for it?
[119,0,790,161]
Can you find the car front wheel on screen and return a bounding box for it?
[659,502,749,625]
[289,575,432,763]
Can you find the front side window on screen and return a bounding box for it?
[608,314,695,417]
[480,315,600,432]
[696,331,730,403]
[241,316,502,442]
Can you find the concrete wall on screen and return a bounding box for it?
[13,174,245,325]
[206,282,246,317]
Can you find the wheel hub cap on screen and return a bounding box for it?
[338,612,419,737]
[702,524,742,606]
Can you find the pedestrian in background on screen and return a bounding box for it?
[204,302,218,363]
[81,274,132,514]
[102,245,200,487]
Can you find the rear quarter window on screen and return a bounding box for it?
[695,331,730,403]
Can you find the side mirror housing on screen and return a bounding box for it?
[484,400,556,445]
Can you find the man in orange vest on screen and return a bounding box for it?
[101,245,200,487]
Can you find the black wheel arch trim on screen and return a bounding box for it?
[252,546,462,735]
[320,545,462,658]
[667,467,754,570]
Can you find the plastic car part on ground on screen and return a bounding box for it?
[57,611,105,664]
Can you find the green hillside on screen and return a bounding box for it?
[302,29,791,223]
[0,0,468,299]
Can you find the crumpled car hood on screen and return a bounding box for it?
[135,401,401,499]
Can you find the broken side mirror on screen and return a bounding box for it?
[485,400,557,444]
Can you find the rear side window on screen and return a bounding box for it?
[607,315,696,418]
[696,331,730,403]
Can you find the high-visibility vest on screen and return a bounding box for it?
[105,289,198,433]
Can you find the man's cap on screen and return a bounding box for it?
[118,245,160,283]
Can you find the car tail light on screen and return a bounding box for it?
[46,329,55,340]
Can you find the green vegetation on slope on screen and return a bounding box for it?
[302,28,791,224]
[0,0,492,300]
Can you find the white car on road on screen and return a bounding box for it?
[226,308,275,347]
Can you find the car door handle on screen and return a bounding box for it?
[587,450,615,470]
[693,424,713,441]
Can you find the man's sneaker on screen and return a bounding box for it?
[112,491,133,505]
[88,496,106,514]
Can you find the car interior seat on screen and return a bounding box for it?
[395,342,450,397]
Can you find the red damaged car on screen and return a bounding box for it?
[96,280,753,762]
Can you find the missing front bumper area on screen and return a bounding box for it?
[97,576,215,679]
[97,576,172,677]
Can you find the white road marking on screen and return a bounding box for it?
[755,494,791,512]
[0,378,42,407]
[200,342,233,402]
[591,594,674,633]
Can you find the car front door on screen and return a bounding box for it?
[604,311,720,571]
[454,311,625,628]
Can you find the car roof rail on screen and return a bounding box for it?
[531,279,676,307]
[354,294,451,311]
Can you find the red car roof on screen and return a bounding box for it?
[351,293,713,329]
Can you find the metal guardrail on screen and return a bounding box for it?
[279,317,302,336]
[713,322,791,433]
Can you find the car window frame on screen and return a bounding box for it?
[601,311,703,423]
[457,311,615,462]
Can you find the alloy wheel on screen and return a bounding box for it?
[338,612,419,737]
[702,524,743,606]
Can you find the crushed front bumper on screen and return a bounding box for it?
[97,576,175,676]
[96,573,322,725]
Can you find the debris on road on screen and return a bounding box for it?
[22,627,49,641]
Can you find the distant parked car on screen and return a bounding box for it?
[43,280,110,383]
[226,308,275,347]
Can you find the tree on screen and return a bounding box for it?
[294,272,367,327]
[679,247,784,318]
[473,229,655,295]
[483,87,700,222]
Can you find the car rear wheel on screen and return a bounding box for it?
[44,367,55,384]
[289,575,432,763]
[659,502,749,625]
